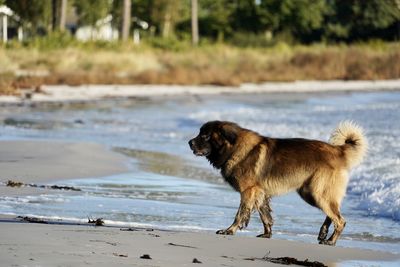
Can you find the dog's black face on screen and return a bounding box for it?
[188,123,214,157]
[188,121,239,159]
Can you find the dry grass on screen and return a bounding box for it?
[0,42,399,94]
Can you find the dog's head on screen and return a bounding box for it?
[188,121,240,164]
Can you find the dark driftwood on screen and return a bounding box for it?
[120,227,140,231]
[140,254,152,260]
[6,180,81,191]
[88,218,105,226]
[6,180,24,187]
[192,258,202,263]
[18,216,48,224]
[167,242,198,249]
[113,253,128,257]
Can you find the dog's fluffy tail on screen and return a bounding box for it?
[329,120,368,169]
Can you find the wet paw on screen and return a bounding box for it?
[256,233,271,238]
[318,232,328,241]
[216,229,234,235]
[319,240,335,246]
[318,227,329,241]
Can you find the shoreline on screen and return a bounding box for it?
[1,96,400,266]
[0,140,129,197]
[0,140,399,266]
[1,79,400,103]
[0,217,398,267]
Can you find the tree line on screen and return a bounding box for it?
[2,0,400,45]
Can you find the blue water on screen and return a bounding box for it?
[0,90,399,254]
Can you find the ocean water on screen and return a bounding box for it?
[0,90,399,254]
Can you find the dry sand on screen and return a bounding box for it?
[0,138,399,266]
[1,80,400,103]
[0,219,398,267]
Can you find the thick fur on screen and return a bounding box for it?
[189,120,367,246]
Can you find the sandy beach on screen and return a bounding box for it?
[0,218,398,267]
[0,140,399,266]
[1,80,400,103]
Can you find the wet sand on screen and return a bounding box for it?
[0,140,129,196]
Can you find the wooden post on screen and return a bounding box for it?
[2,15,7,43]
[18,26,23,41]
[59,0,67,31]
[121,0,131,41]
[191,0,199,45]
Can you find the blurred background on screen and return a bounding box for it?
[0,0,399,95]
[1,1,400,253]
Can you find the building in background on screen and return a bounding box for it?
[0,5,23,42]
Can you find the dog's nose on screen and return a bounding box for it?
[188,139,194,148]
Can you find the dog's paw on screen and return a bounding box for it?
[318,232,328,241]
[319,240,335,246]
[318,229,329,241]
[256,233,272,238]
[216,229,234,235]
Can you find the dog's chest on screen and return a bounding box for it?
[221,166,254,192]
[222,172,240,192]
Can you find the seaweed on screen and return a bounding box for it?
[192,258,202,264]
[88,217,105,226]
[113,253,128,258]
[6,180,24,187]
[140,254,152,260]
[120,227,140,232]
[5,180,81,191]
[18,216,48,224]
[244,252,327,267]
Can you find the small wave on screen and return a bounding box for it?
[0,195,70,205]
[348,169,400,221]
[0,213,217,232]
[113,147,222,184]
[343,232,400,243]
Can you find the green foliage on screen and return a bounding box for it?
[198,0,234,41]
[73,0,111,27]
[3,0,400,45]
[5,0,52,29]
[144,36,191,51]
[325,0,400,41]
[228,32,274,47]
[259,0,329,40]
[23,31,76,50]
[110,0,123,30]
[230,0,264,33]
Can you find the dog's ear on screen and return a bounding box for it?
[220,123,239,144]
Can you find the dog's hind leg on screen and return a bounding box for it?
[318,216,332,241]
[256,196,273,238]
[312,170,348,245]
[318,201,346,246]
[216,186,260,235]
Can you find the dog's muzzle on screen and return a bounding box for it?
[188,139,209,156]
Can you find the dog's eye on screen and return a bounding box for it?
[201,135,210,141]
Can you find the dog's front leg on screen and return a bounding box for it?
[256,196,273,238]
[216,187,256,235]
[216,204,251,235]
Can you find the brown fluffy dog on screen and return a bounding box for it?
[189,120,367,246]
